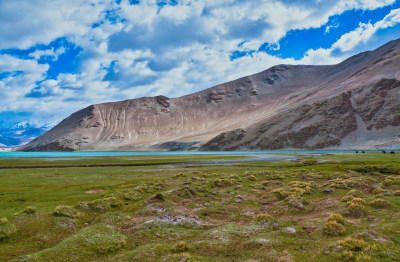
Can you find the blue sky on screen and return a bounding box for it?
[1,0,400,128]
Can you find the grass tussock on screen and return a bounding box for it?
[0,218,17,241]
[53,206,79,218]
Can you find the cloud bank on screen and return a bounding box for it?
[0,0,399,126]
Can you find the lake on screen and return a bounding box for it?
[0,150,378,158]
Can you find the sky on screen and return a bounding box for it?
[1,0,400,127]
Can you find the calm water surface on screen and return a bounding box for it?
[0,150,380,158]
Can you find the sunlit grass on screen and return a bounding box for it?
[0,152,399,261]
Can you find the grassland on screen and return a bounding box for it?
[0,153,399,261]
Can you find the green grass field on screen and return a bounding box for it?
[0,153,399,261]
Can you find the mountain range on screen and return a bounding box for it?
[21,39,400,151]
[0,121,49,148]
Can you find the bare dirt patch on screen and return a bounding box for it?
[85,190,104,194]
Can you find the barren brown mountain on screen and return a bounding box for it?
[22,39,400,151]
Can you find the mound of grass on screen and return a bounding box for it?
[88,199,112,212]
[287,196,305,210]
[17,225,126,261]
[372,188,385,195]
[53,206,79,218]
[124,190,143,201]
[214,178,233,187]
[255,214,274,224]
[345,203,366,218]
[163,252,192,262]
[104,197,123,208]
[15,206,36,217]
[369,199,391,208]
[172,241,189,252]
[95,212,131,226]
[174,186,196,198]
[272,188,290,199]
[333,237,373,260]
[55,217,78,230]
[324,221,345,236]
[347,198,365,206]
[0,218,17,241]
[341,195,354,202]
[149,193,165,202]
[346,189,360,197]
[248,174,257,181]
[328,214,345,225]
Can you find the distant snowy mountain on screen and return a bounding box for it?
[0,121,51,147]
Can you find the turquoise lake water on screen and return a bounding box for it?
[0,150,383,158]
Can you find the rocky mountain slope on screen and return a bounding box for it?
[21,39,400,151]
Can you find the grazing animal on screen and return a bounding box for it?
[355,151,359,154]
[382,150,386,154]
[390,151,396,154]
[362,151,365,154]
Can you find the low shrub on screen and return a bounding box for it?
[53,206,79,218]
